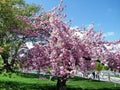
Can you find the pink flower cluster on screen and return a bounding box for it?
[17,0,120,77]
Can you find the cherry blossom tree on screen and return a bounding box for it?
[17,0,120,90]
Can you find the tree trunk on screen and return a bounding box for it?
[2,59,14,72]
[1,53,14,72]
[10,57,15,68]
[57,76,67,90]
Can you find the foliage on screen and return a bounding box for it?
[0,0,40,31]
[0,55,3,70]
[103,66,109,70]
[0,0,41,72]
[95,62,104,71]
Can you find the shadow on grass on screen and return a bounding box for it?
[0,80,119,90]
[15,71,39,78]
[70,76,89,81]
[70,76,108,83]
[0,81,82,90]
[69,76,101,82]
[15,71,51,79]
[0,81,56,90]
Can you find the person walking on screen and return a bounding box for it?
[95,71,100,80]
[92,71,95,79]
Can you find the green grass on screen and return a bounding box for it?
[0,72,120,90]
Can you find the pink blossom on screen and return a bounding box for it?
[17,0,120,78]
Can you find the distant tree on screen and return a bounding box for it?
[0,0,41,72]
[95,61,104,71]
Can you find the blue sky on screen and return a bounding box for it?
[25,0,120,41]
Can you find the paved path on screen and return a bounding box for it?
[100,75,120,84]
[77,71,120,84]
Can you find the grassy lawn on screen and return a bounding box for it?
[0,72,120,90]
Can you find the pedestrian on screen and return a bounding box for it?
[92,71,95,79]
[95,71,100,80]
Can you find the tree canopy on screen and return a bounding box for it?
[0,0,41,72]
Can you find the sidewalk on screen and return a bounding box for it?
[77,71,120,84]
[100,75,120,84]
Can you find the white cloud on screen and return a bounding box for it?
[70,26,79,29]
[107,32,114,36]
[74,31,84,38]
[103,32,115,37]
